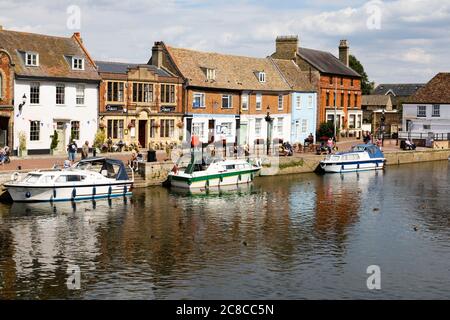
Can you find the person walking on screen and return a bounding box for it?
[67,139,78,164]
[81,141,90,160]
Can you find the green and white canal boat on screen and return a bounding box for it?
[168,158,261,190]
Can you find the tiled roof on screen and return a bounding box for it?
[372,83,425,96]
[0,29,100,81]
[362,95,392,106]
[166,46,291,91]
[271,58,316,91]
[95,60,173,77]
[297,47,361,78]
[407,73,450,104]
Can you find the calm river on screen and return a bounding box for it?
[0,161,449,299]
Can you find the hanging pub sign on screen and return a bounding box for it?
[106,105,124,112]
[160,106,176,113]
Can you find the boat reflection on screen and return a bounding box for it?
[169,183,258,197]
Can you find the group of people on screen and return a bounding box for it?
[67,140,91,164]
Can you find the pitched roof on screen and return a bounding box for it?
[271,58,316,91]
[407,73,450,104]
[297,47,361,78]
[165,46,291,91]
[362,95,392,106]
[372,83,425,96]
[95,60,173,77]
[0,29,100,81]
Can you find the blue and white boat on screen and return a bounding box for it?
[4,157,134,203]
[319,144,385,173]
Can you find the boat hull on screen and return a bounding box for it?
[169,169,260,190]
[320,159,385,173]
[4,182,133,203]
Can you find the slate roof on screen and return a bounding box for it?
[165,46,291,91]
[407,73,450,104]
[271,58,316,91]
[0,29,100,81]
[95,60,173,77]
[297,47,361,78]
[362,95,392,106]
[372,83,425,96]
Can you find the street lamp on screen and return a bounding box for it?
[264,106,273,156]
[18,94,27,116]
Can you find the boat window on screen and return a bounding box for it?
[55,175,85,182]
[23,174,42,183]
[225,165,236,170]
[42,175,55,184]
[330,155,340,161]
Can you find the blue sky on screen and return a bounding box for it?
[1,0,449,84]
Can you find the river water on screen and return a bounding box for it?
[0,161,449,299]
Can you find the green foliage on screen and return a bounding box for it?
[317,122,336,139]
[349,54,375,95]
[18,131,27,152]
[50,130,59,150]
[93,128,106,149]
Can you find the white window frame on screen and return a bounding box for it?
[301,119,308,133]
[241,94,249,110]
[72,57,85,70]
[206,68,216,80]
[255,118,262,136]
[432,105,440,117]
[296,96,301,110]
[76,84,85,105]
[258,72,266,83]
[30,120,40,141]
[222,94,232,109]
[278,95,283,111]
[219,122,233,136]
[417,105,426,117]
[30,82,40,105]
[276,117,283,136]
[192,122,205,138]
[25,52,39,67]
[56,83,65,105]
[256,93,262,111]
[193,92,205,108]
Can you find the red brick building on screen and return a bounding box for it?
[0,45,14,148]
[272,36,363,138]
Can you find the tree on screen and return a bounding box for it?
[317,122,336,139]
[349,55,375,95]
[50,130,59,151]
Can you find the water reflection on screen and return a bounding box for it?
[0,161,449,299]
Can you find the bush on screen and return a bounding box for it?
[93,128,106,150]
[18,131,27,152]
[50,130,59,150]
[317,122,337,139]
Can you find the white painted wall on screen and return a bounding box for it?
[403,103,450,133]
[241,114,291,147]
[14,79,98,153]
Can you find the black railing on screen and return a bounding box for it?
[398,132,450,141]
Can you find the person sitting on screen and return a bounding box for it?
[405,139,416,150]
[0,147,5,165]
[130,149,138,171]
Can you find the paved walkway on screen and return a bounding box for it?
[0,150,171,172]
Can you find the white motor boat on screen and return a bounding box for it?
[4,157,134,203]
[168,157,261,190]
[319,144,386,173]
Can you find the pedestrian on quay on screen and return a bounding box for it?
[81,141,90,160]
[327,137,334,154]
[67,139,78,164]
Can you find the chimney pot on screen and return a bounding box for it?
[152,41,164,68]
[339,39,350,67]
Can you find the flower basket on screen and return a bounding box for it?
[176,121,184,129]
[128,122,135,129]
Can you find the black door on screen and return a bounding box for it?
[138,120,147,148]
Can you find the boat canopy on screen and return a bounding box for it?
[75,157,130,180]
[349,144,384,158]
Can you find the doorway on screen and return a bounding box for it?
[239,123,248,146]
[55,121,67,154]
[208,119,215,143]
[0,117,9,147]
[139,120,147,148]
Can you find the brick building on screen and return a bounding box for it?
[0,39,14,148]
[272,36,363,138]
[150,42,293,149]
[96,61,183,149]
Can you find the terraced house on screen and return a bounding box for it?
[96,60,183,149]
[0,28,100,155]
[150,41,293,149]
[272,36,363,138]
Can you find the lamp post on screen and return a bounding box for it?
[18,94,27,116]
[264,106,273,156]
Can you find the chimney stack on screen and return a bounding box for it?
[73,32,82,43]
[152,41,164,68]
[339,40,349,67]
[273,35,299,60]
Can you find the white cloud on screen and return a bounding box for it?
[401,48,433,64]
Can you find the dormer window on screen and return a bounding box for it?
[72,57,84,70]
[25,52,39,66]
[258,72,266,83]
[206,68,216,80]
